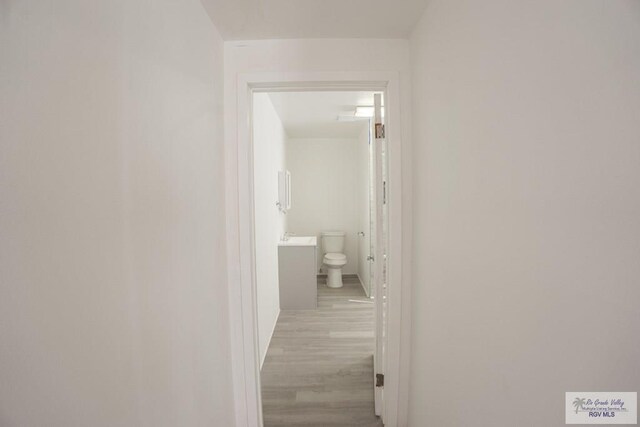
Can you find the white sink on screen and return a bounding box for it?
[278,236,317,247]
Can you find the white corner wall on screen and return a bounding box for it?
[0,1,234,426]
[286,138,360,275]
[252,93,287,366]
[409,1,640,426]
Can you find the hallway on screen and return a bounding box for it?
[4,1,640,425]
[260,278,382,426]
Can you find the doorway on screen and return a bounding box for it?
[251,90,387,426]
[227,73,405,427]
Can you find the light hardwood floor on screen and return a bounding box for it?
[261,277,383,427]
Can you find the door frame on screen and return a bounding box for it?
[226,71,407,427]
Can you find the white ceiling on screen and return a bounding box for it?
[267,91,379,139]
[200,0,429,40]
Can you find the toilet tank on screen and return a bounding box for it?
[321,231,345,254]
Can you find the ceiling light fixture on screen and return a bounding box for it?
[354,106,384,118]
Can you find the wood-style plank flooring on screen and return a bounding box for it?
[261,277,382,427]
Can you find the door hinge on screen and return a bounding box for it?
[376,373,384,387]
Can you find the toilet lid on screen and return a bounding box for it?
[324,253,346,261]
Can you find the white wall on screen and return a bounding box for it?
[0,1,234,426]
[409,1,640,426]
[286,138,360,275]
[356,126,372,295]
[252,93,286,366]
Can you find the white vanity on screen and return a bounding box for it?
[278,236,317,309]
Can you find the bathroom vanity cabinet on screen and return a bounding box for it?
[278,237,317,310]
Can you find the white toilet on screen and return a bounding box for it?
[321,231,347,288]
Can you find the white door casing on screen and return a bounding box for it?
[226,72,407,427]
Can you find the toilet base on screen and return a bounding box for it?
[326,267,343,288]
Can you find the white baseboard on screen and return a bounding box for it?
[356,273,370,298]
[260,309,280,370]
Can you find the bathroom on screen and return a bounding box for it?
[252,90,384,425]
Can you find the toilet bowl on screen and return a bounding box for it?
[321,231,347,288]
[323,253,347,288]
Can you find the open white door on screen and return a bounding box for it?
[373,93,387,420]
